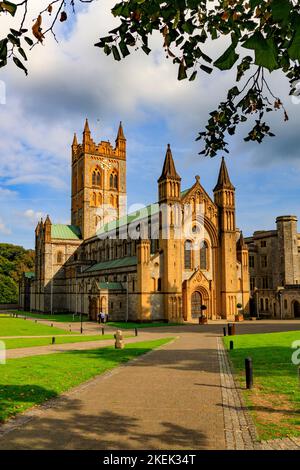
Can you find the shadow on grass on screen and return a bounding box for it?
[0,384,59,423]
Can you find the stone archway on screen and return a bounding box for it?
[191,291,202,319]
[293,300,300,318]
[88,297,98,321]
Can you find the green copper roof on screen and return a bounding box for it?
[98,282,125,290]
[97,188,191,236]
[24,272,35,279]
[51,224,82,240]
[85,256,137,273]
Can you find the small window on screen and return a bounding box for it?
[57,251,63,264]
[284,299,288,309]
[184,240,192,269]
[157,278,162,291]
[261,240,267,247]
[250,277,255,291]
[119,302,122,308]
[249,255,255,268]
[261,255,267,268]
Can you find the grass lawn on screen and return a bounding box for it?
[11,311,87,323]
[224,331,300,441]
[107,321,182,329]
[0,338,173,422]
[0,317,72,337]
[1,334,127,349]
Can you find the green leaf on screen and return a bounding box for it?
[243,32,279,72]
[142,45,151,55]
[0,38,8,60]
[13,56,27,75]
[200,64,212,74]
[0,1,17,16]
[178,60,187,80]
[214,43,239,71]
[189,70,197,81]
[270,0,291,23]
[24,36,33,46]
[288,25,300,60]
[112,45,121,61]
[18,47,27,61]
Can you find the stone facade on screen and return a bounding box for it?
[20,120,250,322]
[245,216,300,319]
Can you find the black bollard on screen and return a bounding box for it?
[51,323,53,327]
[102,327,105,336]
[135,328,138,337]
[230,340,234,350]
[228,323,232,336]
[245,357,253,389]
[223,327,227,337]
[51,337,55,345]
[35,320,37,323]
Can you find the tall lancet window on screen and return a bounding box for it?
[184,240,192,270]
[200,241,208,270]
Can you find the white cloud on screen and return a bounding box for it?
[23,209,44,223]
[0,218,11,235]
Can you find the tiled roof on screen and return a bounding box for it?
[98,282,125,290]
[97,188,191,236]
[84,256,137,273]
[51,224,82,240]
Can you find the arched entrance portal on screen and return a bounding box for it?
[191,291,202,319]
[293,300,300,318]
[89,297,98,321]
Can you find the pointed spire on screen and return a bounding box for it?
[116,121,126,140]
[237,231,247,251]
[72,133,78,146]
[213,157,234,192]
[83,118,90,134]
[158,144,181,182]
[44,214,51,226]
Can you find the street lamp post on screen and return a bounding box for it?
[80,312,83,334]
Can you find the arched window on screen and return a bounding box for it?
[110,172,118,189]
[184,240,192,269]
[92,168,101,187]
[200,241,208,270]
[57,251,63,264]
[98,193,102,206]
[260,298,264,311]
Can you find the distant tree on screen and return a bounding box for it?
[1,1,300,156]
[0,243,34,302]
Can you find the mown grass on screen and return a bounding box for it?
[224,331,300,441]
[0,338,173,422]
[0,317,72,337]
[1,334,125,349]
[12,311,87,323]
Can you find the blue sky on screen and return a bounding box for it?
[0,1,300,249]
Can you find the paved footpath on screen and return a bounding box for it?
[0,331,226,450]
[0,321,299,450]
[5,332,174,359]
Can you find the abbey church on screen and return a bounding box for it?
[19,120,250,322]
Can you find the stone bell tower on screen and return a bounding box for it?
[214,157,237,319]
[158,144,183,322]
[71,120,127,240]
